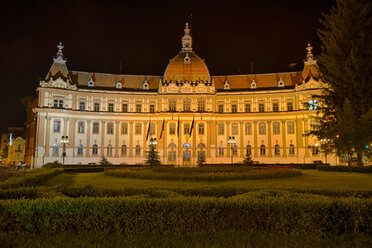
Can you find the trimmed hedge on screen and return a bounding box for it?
[317,165,372,173]
[63,168,105,173]
[0,169,62,189]
[0,196,370,234]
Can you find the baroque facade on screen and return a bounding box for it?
[26,23,336,168]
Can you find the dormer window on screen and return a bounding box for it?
[278,78,285,87]
[224,79,230,90]
[88,78,95,87]
[143,79,149,90]
[184,53,191,64]
[251,80,257,89]
[116,81,122,89]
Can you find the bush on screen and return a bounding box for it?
[0,187,61,200]
[99,156,112,166]
[43,161,62,168]
[0,169,62,189]
[63,168,105,173]
[317,165,372,173]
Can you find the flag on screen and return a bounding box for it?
[177,116,180,137]
[189,116,195,136]
[146,118,151,141]
[159,119,165,140]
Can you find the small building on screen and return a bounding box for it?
[0,127,25,166]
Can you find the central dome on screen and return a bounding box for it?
[163,23,210,82]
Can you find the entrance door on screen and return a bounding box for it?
[183,150,191,166]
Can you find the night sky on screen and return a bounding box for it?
[0,0,334,133]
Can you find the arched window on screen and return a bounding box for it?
[107,144,113,156]
[183,143,191,148]
[107,122,114,134]
[92,144,98,155]
[246,145,251,156]
[274,144,280,155]
[260,145,266,156]
[168,143,177,162]
[197,143,206,148]
[135,145,141,156]
[198,98,205,112]
[52,144,59,155]
[287,122,294,134]
[121,145,127,156]
[169,99,176,112]
[183,98,191,112]
[219,145,224,156]
[289,144,295,155]
[77,144,84,155]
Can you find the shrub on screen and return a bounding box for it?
[99,156,112,166]
[63,167,105,173]
[317,165,372,173]
[0,169,62,189]
[43,160,62,168]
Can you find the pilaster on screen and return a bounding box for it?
[85,120,91,157]
[281,120,287,158]
[253,121,258,158]
[267,121,273,158]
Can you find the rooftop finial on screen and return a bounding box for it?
[304,42,316,65]
[182,22,192,52]
[54,42,66,63]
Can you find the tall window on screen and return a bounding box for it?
[94,103,100,112]
[93,122,99,134]
[54,99,63,109]
[289,144,295,155]
[231,104,237,113]
[218,104,224,113]
[273,103,279,112]
[135,145,141,156]
[260,145,266,156]
[184,123,190,135]
[52,144,59,155]
[168,143,177,162]
[245,123,252,135]
[198,99,205,112]
[308,100,318,110]
[92,144,98,155]
[121,145,127,156]
[273,122,280,134]
[198,123,205,135]
[108,103,114,112]
[274,144,280,155]
[232,123,238,135]
[107,144,113,156]
[169,99,176,112]
[79,102,85,111]
[149,104,155,113]
[77,144,84,155]
[122,104,128,113]
[78,121,85,133]
[149,123,155,135]
[288,122,294,134]
[107,122,114,134]
[136,104,142,113]
[121,123,128,135]
[53,120,61,132]
[245,104,251,113]
[246,145,252,156]
[287,102,293,111]
[184,99,191,111]
[218,123,224,135]
[259,122,266,135]
[219,145,224,156]
[135,123,141,135]
[169,123,176,135]
[259,103,265,112]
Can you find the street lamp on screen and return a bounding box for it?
[149,137,157,148]
[320,138,330,164]
[228,136,236,164]
[60,136,69,165]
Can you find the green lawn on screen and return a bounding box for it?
[45,170,372,191]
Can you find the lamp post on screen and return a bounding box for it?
[60,136,69,165]
[149,137,157,149]
[320,138,330,164]
[228,136,236,165]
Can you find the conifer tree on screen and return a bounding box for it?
[145,145,161,166]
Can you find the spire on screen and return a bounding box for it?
[182,22,192,52]
[304,42,316,65]
[54,42,66,64]
[45,42,69,81]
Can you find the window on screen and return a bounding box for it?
[287,102,293,111]
[122,104,128,113]
[53,120,61,132]
[218,104,224,113]
[219,145,224,156]
[77,144,84,155]
[184,99,191,111]
[308,100,318,110]
[246,145,252,156]
[149,123,155,135]
[135,145,141,156]
[288,122,295,134]
[121,123,128,135]
[274,144,280,155]
[136,104,142,113]
[107,122,114,134]
[52,144,59,155]
[168,143,177,162]
[245,104,251,113]
[107,144,112,156]
[108,103,114,112]
[135,123,142,135]
[259,103,265,112]
[232,144,238,155]
[149,104,155,113]
[79,102,85,111]
[169,123,176,135]
[232,123,238,135]
[260,145,266,156]
[92,122,99,134]
[92,144,98,155]
[289,144,295,155]
[273,103,279,112]
[94,103,100,112]
[198,99,205,112]
[273,122,280,134]
[169,99,176,112]
[311,121,318,131]
[54,99,63,109]
[121,145,127,156]
[198,123,205,135]
[218,123,224,135]
[259,122,266,135]
[231,104,237,113]
[78,121,85,133]
[184,123,190,135]
[245,123,252,135]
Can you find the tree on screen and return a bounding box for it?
[145,145,161,166]
[315,0,372,166]
[1,145,8,159]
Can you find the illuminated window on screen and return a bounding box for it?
[218,104,224,113]
[259,122,266,135]
[198,99,205,112]
[107,122,114,134]
[288,122,295,134]
[308,100,318,110]
[289,144,295,155]
[273,122,280,134]
[92,144,98,155]
[135,123,142,135]
[274,144,280,155]
[53,120,60,132]
[122,104,128,112]
[273,103,279,112]
[79,102,85,111]
[198,123,205,135]
[218,123,224,135]
[52,144,59,155]
[260,145,266,156]
[259,103,265,112]
[77,144,83,155]
[169,99,176,112]
[78,121,85,133]
[184,99,191,111]
[121,123,128,135]
[231,104,237,113]
[94,103,100,112]
[169,123,176,135]
[108,103,114,112]
[232,123,238,135]
[245,104,251,113]
[287,102,293,111]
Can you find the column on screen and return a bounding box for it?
[239,121,244,158]
[281,120,287,158]
[267,121,273,158]
[85,120,91,157]
[100,121,106,156]
[226,122,230,158]
[115,121,120,157]
[207,121,211,158]
[303,119,310,157]
[129,121,134,158]
[44,118,51,157]
[192,121,196,164]
[162,120,167,164]
[63,118,69,136]
[69,119,76,157]
[143,121,148,157]
[253,121,258,158]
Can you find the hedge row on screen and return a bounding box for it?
[0,169,62,189]
[63,168,105,173]
[0,196,370,234]
[317,165,372,173]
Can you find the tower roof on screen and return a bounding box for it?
[45,42,70,81]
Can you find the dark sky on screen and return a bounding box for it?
[0,0,334,133]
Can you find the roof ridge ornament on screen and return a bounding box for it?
[304,42,316,66]
[184,53,191,64]
[181,22,193,52]
[54,42,66,64]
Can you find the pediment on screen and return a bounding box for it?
[40,77,77,90]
